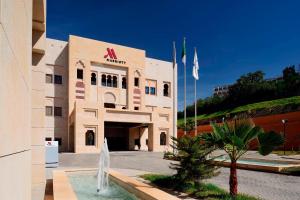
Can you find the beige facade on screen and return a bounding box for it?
[0,0,46,200]
[45,35,177,153]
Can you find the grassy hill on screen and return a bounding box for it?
[178,96,300,126]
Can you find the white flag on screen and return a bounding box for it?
[193,49,199,80]
[181,38,186,65]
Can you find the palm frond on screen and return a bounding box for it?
[258,131,284,155]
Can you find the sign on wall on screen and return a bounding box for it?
[104,48,126,65]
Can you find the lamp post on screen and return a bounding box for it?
[281,119,288,155]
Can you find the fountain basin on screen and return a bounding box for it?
[53,168,180,200]
[212,157,300,173]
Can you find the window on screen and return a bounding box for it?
[150,87,156,95]
[104,103,115,108]
[46,74,53,83]
[145,86,149,94]
[45,137,52,141]
[163,83,170,97]
[134,106,139,110]
[160,132,167,145]
[45,106,53,116]
[112,76,118,88]
[77,69,83,79]
[122,77,127,89]
[91,73,97,85]
[145,79,157,95]
[54,75,62,84]
[54,137,62,146]
[107,75,112,87]
[85,130,95,146]
[101,74,106,86]
[134,77,139,87]
[54,107,62,117]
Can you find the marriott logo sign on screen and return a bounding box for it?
[104,48,126,64]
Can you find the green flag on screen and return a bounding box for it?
[181,38,186,65]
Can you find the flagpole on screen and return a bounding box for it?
[195,69,197,136]
[183,38,187,135]
[172,41,177,154]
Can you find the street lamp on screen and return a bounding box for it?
[281,119,288,155]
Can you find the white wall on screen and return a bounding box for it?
[144,58,173,108]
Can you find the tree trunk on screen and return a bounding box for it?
[229,160,238,197]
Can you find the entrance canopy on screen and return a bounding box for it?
[104,122,149,151]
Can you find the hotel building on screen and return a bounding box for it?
[45,36,177,153]
[1,1,176,199]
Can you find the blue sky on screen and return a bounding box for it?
[47,0,300,111]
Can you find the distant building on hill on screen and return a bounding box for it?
[213,72,298,97]
[213,85,230,97]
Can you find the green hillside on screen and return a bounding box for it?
[178,96,300,126]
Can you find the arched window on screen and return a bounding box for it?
[163,83,169,97]
[104,92,116,108]
[112,76,118,88]
[134,70,141,87]
[101,74,106,86]
[77,69,83,79]
[160,132,166,145]
[107,75,112,87]
[122,77,127,89]
[85,130,95,146]
[91,73,97,85]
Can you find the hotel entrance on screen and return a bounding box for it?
[104,122,149,151]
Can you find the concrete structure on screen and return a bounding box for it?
[53,169,181,200]
[213,85,230,97]
[45,36,177,153]
[0,0,46,200]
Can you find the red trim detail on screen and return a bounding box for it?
[133,101,140,104]
[133,96,141,99]
[76,81,84,88]
[76,96,85,99]
[76,90,85,94]
[134,88,141,94]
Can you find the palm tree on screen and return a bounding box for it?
[201,118,284,197]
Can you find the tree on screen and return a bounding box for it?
[178,118,196,132]
[236,71,265,85]
[201,118,284,197]
[170,135,219,189]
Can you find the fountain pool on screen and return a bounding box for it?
[68,171,138,200]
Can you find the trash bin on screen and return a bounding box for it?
[45,141,59,168]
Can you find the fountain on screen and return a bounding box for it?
[65,138,139,199]
[97,138,110,193]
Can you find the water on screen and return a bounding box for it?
[68,172,139,200]
[97,138,110,193]
[214,157,291,166]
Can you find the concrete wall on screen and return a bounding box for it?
[0,0,33,199]
[45,38,68,152]
[31,0,46,199]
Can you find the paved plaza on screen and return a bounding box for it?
[56,151,300,200]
